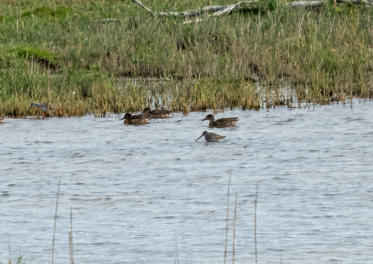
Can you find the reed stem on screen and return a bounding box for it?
[51,180,61,264]
[69,207,75,264]
[232,193,238,264]
[254,181,259,264]
[224,174,232,264]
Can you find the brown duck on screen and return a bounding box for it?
[142,107,171,119]
[195,131,225,142]
[121,113,149,125]
[28,102,54,119]
[201,114,238,128]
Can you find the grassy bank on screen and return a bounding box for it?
[1,0,372,116]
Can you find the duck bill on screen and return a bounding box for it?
[195,134,204,142]
[201,118,207,121]
[120,116,125,120]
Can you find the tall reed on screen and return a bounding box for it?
[51,180,61,264]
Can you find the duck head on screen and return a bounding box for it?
[120,113,132,120]
[143,107,151,113]
[201,114,214,121]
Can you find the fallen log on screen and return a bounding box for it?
[289,1,325,8]
[131,0,260,18]
[184,1,260,24]
[289,0,373,8]
[129,0,373,24]
[337,0,373,5]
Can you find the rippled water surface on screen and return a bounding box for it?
[1,101,373,263]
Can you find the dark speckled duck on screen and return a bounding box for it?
[142,107,171,119]
[121,113,149,125]
[201,114,238,128]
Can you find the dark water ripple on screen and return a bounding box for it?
[1,101,373,263]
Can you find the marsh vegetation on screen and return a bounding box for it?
[1,0,372,116]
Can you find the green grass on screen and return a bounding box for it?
[20,6,72,19]
[0,0,372,116]
[10,46,60,69]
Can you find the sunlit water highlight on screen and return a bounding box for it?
[1,100,373,263]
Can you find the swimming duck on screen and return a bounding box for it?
[121,113,149,125]
[142,107,171,119]
[28,102,54,118]
[201,114,238,128]
[195,131,225,142]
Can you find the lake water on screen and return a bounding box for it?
[1,100,373,264]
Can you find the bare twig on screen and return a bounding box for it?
[254,181,259,264]
[51,180,61,264]
[132,0,154,15]
[232,193,238,264]
[224,174,232,264]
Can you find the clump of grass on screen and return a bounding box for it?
[21,6,72,19]
[11,46,60,69]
